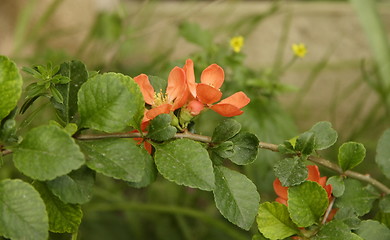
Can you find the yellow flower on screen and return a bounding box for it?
[292,43,307,58]
[230,36,244,53]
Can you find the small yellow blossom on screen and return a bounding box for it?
[292,43,307,58]
[230,36,244,53]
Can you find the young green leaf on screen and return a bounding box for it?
[356,220,390,240]
[288,181,329,227]
[309,121,338,150]
[211,119,241,143]
[213,166,260,230]
[335,179,379,216]
[0,179,48,240]
[228,132,259,165]
[78,72,144,132]
[313,220,363,240]
[256,202,299,240]
[274,157,308,187]
[13,125,85,181]
[47,167,95,204]
[154,139,215,191]
[50,85,64,104]
[33,182,82,233]
[146,114,177,141]
[338,142,366,172]
[78,138,147,182]
[295,131,315,156]
[376,129,390,179]
[0,55,23,121]
[327,175,345,197]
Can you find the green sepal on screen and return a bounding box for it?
[273,157,308,187]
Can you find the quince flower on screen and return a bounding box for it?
[230,36,244,53]
[273,165,333,206]
[134,67,188,121]
[184,59,250,117]
[292,43,307,58]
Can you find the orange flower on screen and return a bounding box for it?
[273,165,333,206]
[134,66,188,121]
[183,59,250,117]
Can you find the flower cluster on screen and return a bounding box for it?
[134,59,250,128]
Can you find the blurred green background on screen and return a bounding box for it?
[1,0,390,239]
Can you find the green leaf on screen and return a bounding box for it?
[0,179,48,240]
[335,178,379,216]
[13,125,85,181]
[46,167,95,204]
[228,132,259,165]
[334,207,361,230]
[356,220,390,240]
[211,119,241,143]
[54,60,88,124]
[327,176,345,197]
[213,166,260,230]
[33,182,82,233]
[273,157,307,187]
[375,211,390,229]
[78,72,144,132]
[178,21,213,49]
[278,141,296,155]
[338,142,366,172]
[0,55,23,121]
[127,147,157,188]
[154,139,215,191]
[212,141,235,159]
[379,195,390,213]
[78,138,147,182]
[256,202,299,240]
[288,181,329,227]
[295,131,315,156]
[376,129,390,179]
[309,121,338,150]
[314,220,363,240]
[146,114,177,141]
[50,85,64,104]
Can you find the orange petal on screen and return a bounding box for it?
[324,184,333,199]
[172,87,189,110]
[183,59,197,98]
[166,66,186,103]
[218,91,250,108]
[201,64,224,89]
[196,83,222,104]
[319,176,328,188]
[134,74,155,105]
[273,178,288,200]
[145,104,171,120]
[307,165,321,183]
[210,103,243,117]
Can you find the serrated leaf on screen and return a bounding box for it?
[0,55,23,121]
[256,202,299,240]
[211,119,241,143]
[295,131,315,156]
[213,166,259,230]
[0,179,48,240]
[356,220,390,240]
[334,207,361,229]
[379,195,390,213]
[335,179,379,216]
[274,157,308,187]
[54,60,88,124]
[127,148,157,188]
[78,72,144,132]
[146,114,177,141]
[78,138,147,182]
[178,21,213,49]
[154,139,215,191]
[376,129,390,179]
[314,220,362,240]
[13,125,85,181]
[338,142,366,171]
[47,167,95,204]
[34,182,82,233]
[309,121,338,150]
[288,181,329,227]
[228,132,259,165]
[327,176,345,197]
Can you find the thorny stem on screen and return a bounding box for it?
[2,132,390,195]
